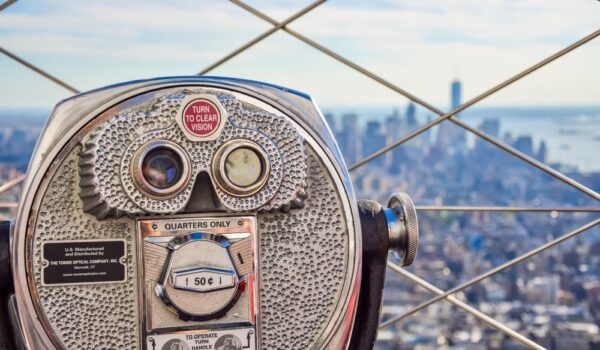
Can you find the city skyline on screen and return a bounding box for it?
[1,2,599,349]
[1,89,600,173]
[322,79,600,174]
[0,78,599,350]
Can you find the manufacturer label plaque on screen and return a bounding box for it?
[41,239,127,286]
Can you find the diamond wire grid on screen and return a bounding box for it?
[385,261,545,350]
[0,0,597,202]
[380,218,600,329]
[0,174,25,196]
[0,0,16,12]
[0,46,80,94]
[1,1,599,348]
[228,1,600,203]
[0,174,24,210]
[193,7,600,349]
[197,0,327,75]
[0,0,76,93]
[415,206,600,213]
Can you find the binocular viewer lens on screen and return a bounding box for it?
[213,140,270,197]
[133,141,191,198]
[142,147,184,189]
[3,78,419,350]
[132,139,270,199]
[224,147,263,187]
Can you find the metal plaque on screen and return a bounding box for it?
[147,327,256,350]
[138,215,258,335]
[41,239,127,286]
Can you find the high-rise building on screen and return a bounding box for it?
[363,120,386,168]
[406,103,417,127]
[451,79,462,110]
[475,118,500,152]
[479,119,500,139]
[503,131,514,145]
[338,113,361,165]
[513,136,534,157]
[385,108,402,138]
[537,140,548,163]
[405,102,425,149]
[385,109,402,169]
[436,79,467,154]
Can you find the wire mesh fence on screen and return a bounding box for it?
[1,1,599,349]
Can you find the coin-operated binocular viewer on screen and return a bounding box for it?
[0,77,419,350]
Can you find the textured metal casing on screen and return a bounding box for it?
[11,77,361,350]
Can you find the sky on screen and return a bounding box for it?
[0,0,599,110]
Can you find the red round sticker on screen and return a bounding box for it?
[182,99,221,137]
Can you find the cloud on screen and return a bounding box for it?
[0,0,598,108]
[0,1,259,34]
[289,0,598,45]
[0,0,267,57]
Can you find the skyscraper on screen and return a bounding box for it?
[479,119,500,139]
[537,141,548,163]
[451,79,462,110]
[475,118,500,151]
[338,113,361,164]
[474,118,500,159]
[513,136,534,157]
[385,109,402,169]
[406,102,416,127]
[436,79,467,154]
[363,121,386,168]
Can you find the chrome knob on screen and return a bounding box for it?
[384,192,419,266]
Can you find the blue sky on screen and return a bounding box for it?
[0,0,598,110]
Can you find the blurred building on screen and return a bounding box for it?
[436,79,467,155]
[338,113,361,165]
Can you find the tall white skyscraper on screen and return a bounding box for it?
[436,79,467,154]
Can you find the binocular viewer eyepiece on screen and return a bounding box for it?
[0,77,419,350]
